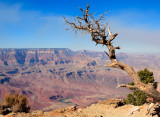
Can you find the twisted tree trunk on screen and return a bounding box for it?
[64,4,160,115]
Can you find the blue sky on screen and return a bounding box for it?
[0,0,160,53]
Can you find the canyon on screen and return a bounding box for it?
[0,48,160,111]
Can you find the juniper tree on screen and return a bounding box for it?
[64,4,160,115]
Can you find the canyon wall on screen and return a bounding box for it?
[0,48,160,111]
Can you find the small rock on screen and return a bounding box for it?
[55,105,77,113]
[7,112,17,116]
[65,106,77,112]
[32,110,43,115]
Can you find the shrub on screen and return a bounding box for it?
[123,68,157,106]
[0,92,30,115]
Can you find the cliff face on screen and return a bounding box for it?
[0,48,73,66]
[0,48,108,68]
[0,48,160,111]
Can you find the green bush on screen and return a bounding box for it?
[138,68,157,88]
[0,92,30,115]
[123,68,157,106]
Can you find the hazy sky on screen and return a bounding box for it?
[0,0,160,53]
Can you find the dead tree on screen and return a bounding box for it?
[64,4,160,115]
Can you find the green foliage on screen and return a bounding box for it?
[0,92,30,115]
[138,68,157,88]
[123,90,147,106]
[123,68,157,106]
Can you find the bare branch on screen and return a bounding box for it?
[116,84,138,89]
[107,27,118,43]
[113,46,120,50]
[86,4,90,15]
[108,26,112,36]
[79,7,84,12]
[103,23,108,32]
[97,11,107,22]
[66,27,72,30]
[104,51,109,57]
[105,62,118,67]
[77,16,84,20]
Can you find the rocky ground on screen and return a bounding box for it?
[1,99,158,117]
